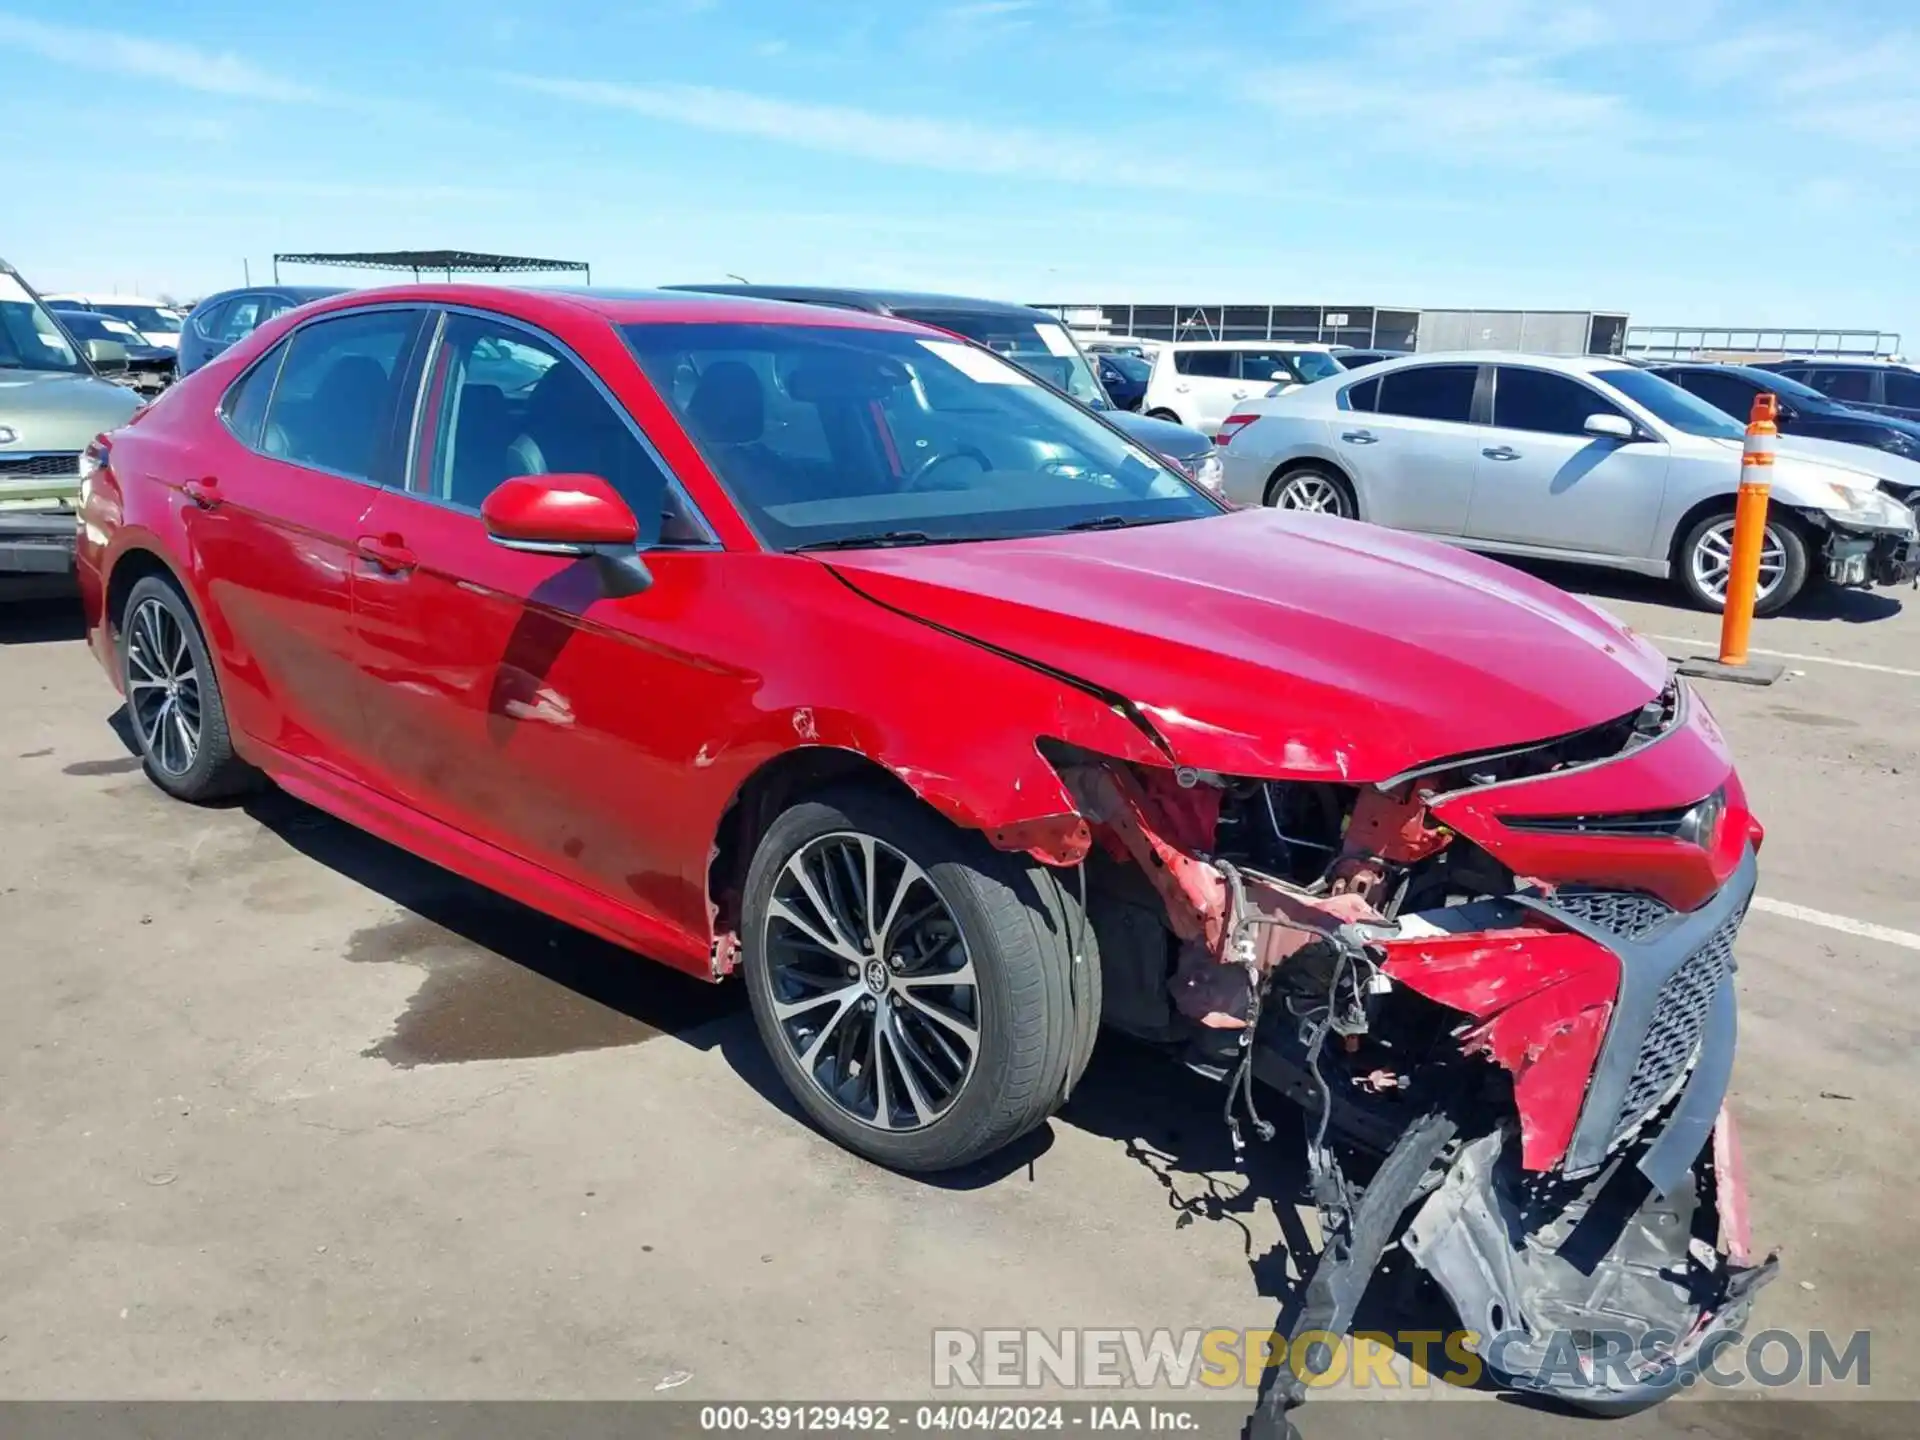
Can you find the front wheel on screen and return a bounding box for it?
[740,787,1095,1172]
[1675,509,1810,616]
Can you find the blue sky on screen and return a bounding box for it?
[8,0,1918,344]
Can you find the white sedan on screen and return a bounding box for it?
[1215,351,1919,614]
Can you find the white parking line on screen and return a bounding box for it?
[1752,896,1920,953]
[1643,633,1920,680]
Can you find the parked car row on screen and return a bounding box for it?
[1215,351,1919,613]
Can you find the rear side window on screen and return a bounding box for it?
[1808,368,1875,403]
[1376,365,1477,423]
[190,298,234,340]
[1175,349,1234,378]
[217,296,266,345]
[219,341,287,449]
[1492,367,1622,435]
[263,309,423,482]
[1343,376,1380,411]
[1883,371,1920,408]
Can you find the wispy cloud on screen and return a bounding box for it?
[500,73,1181,187]
[0,12,324,102]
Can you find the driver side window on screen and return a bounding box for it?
[419,314,678,542]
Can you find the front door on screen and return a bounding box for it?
[175,306,424,778]
[349,308,729,940]
[1464,365,1669,558]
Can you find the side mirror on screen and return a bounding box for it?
[481,472,653,597]
[1583,413,1636,441]
[84,338,128,373]
[1269,370,1289,382]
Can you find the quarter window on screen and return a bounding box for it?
[1492,367,1624,435]
[1375,365,1477,424]
[219,341,287,449]
[418,313,676,541]
[261,309,423,482]
[1343,376,1380,412]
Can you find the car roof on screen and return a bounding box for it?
[1356,350,1636,375]
[658,283,1059,321]
[44,292,171,305]
[191,284,348,308]
[283,283,941,334]
[1166,339,1340,351]
[1767,357,1909,368]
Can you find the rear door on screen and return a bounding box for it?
[348,307,726,936]
[1464,365,1669,557]
[178,306,427,776]
[1340,363,1481,534]
[1167,349,1244,432]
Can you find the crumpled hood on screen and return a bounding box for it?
[1775,433,1920,492]
[826,509,1668,782]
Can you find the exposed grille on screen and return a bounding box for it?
[1546,888,1677,942]
[1505,805,1693,839]
[1611,908,1741,1141]
[0,452,81,479]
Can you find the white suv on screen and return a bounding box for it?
[1141,341,1344,434]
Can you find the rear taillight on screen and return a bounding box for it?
[1215,413,1260,446]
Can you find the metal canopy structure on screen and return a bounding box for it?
[272,249,591,284]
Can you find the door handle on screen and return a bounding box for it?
[181,477,221,509]
[1231,389,1249,399]
[1482,446,1521,461]
[1340,430,1379,444]
[355,534,416,574]
[1174,383,1190,393]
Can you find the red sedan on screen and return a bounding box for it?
[76,286,1773,1420]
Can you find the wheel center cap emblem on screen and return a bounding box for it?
[863,958,890,995]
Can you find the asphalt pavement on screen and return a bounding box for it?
[2,565,1915,1439]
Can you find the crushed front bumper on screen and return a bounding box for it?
[0,505,78,576]
[1824,525,1919,588]
[1403,1106,1778,1412]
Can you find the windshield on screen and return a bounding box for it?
[98,304,182,335]
[56,312,142,345]
[1288,350,1344,382]
[0,272,88,375]
[887,309,1110,408]
[1594,366,1746,439]
[623,321,1217,551]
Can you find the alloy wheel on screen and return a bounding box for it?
[126,597,202,777]
[1274,473,1351,516]
[762,831,979,1132]
[1690,520,1786,606]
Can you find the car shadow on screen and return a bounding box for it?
[227,783,1465,1373]
[0,593,87,645]
[1507,557,1905,623]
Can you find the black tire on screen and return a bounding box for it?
[740,786,1096,1172]
[1145,408,1183,424]
[118,574,258,802]
[1674,508,1810,617]
[1265,464,1357,518]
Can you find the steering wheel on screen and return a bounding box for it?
[905,445,995,491]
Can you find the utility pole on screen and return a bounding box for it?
[243,259,252,285]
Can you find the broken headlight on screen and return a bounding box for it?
[1675,786,1726,850]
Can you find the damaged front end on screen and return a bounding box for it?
[1019,677,1778,1430]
